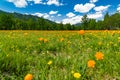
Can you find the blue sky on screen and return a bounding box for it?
[0,0,120,24]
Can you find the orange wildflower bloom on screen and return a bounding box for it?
[87,60,95,68]
[95,52,104,60]
[24,74,33,80]
[78,30,85,35]
[38,38,43,41]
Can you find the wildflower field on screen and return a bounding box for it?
[0,30,120,80]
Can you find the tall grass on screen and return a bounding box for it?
[0,30,120,80]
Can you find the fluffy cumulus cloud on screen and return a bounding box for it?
[55,21,61,23]
[87,12,103,19]
[49,10,58,15]
[32,12,44,17]
[94,5,110,12]
[47,0,63,6]
[27,0,42,4]
[7,0,64,7]
[117,4,120,12]
[90,0,98,3]
[66,12,75,18]
[43,13,50,18]
[74,3,95,13]
[62,15,82,25]
[32,12,50,19]
[87,5,110,19]
[57,14,61,16]
[7,0,28,8]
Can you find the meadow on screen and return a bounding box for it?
[0,30,120,80]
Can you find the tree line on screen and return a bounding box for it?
[81,12,120,30]
[0,10,120,30]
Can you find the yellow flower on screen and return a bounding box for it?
[71,70,74,74]
[16,49,20,52]
[118,37,120,42]
[60,38,64,42]
[98,41,102,45]
[95,52,104,60]
[24,74,33,80]
[24,32,28,36]
[44,39,48,43]
[78,30,85,35]
[87,60,95,68]
[118,37,120,40]
[73,72,81,78]
[47,60,52,65]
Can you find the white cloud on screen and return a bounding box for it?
[87,12,103,19]
[94,5,110,12]
[90,0,98,3]
[49,10,58,15]
[117,7,120,12]
[117,4,120,12]
[62,15,82,25]
[74,3,95,13]
[7,0,28,8]
[43,13,50,18]
[32,12,50,19]
[7,0,64,7]
[47,0,63,6]
[33,0,42,4]
[55,21,61,23]
[32,12,44,17]
[57,14,61,16]
[25,13,29,15]
[27,0,42,4]
[66,12,75,18]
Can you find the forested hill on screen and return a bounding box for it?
[0,10,120,30]
[0,10,67,30]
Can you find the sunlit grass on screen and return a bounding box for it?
[0,30,120,80]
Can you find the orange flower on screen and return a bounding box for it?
[78,30,85,35]
[24,74,33,80]
[87,60,95,68]
[95,52,104,60]
[38,38,43,41]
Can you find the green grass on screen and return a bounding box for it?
[0,30,120,80]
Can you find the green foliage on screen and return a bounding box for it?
[0,10,120,30]
[0,10,75,30]
[81,14,89,29]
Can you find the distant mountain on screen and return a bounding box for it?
[0,10,55,24]
[0,10,77,30]
[74,23,81,26]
